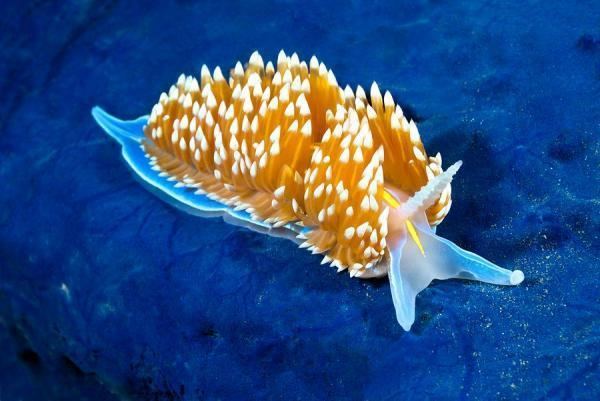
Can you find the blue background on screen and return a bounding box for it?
[0,1,598,400]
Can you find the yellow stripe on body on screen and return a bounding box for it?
[383,189,426,256]
[382,190,400,208]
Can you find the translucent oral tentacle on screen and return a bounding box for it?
[422,230,524,285]
[410,215,524,286]
[387,232,416,331]
[387,211,524,331]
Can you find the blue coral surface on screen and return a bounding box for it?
[0,1,598,400]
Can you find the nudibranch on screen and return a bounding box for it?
[92,50,524,331]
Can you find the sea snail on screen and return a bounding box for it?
[93,50,524,331]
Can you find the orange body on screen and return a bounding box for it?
[142,51,452,276]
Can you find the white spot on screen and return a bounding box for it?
[243,96,254,113]
[409,120,421,143]
[356,223,368,238]
[247,72,262,88]
[370,230,378,244]
[391,113,401,129]
[319,63,327,77]
[274,186,285,198]
[353,148,364,163]
[232,84,242,100]
[510,270,525,285]
[205,112,214,127]
[328,69,338,86]
[370,82,382,105]
[183,93,193,108]
[296,94,310,116]
[384,91,394,109]
[200,64,210,81]
[179,115,189,130]
[261,86,271,102]
[366,105,377,120]
[327,204,335,216]
[270,142,280,156]
[301,120,312,137]
[284,102,294,117]
[269,126,281,142]
[318,209,325,222]
[60,283,70,300]
[206,92,217,109]
[413,146,426,161]
[249,51,264,68]
[340,148,350,163]
[277,49,287,65]
[314,183,324,198]
[360,196,370,211]
[234,61,244,76]
[265,61,275,75]
[291,76,302,92]
[339,189,349,203]
[301,79,310,93]
[218,101,226,117]
[213,66,225,82]
[290,52,300,67]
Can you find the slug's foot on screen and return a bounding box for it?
[92,106,147,144]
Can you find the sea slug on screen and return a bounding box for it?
[92,50,524,330]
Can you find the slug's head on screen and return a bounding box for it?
[382,186,426,256]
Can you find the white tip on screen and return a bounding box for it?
[250,51,264,68]
[390,113,401,130]
[340,148,350,163]
[409,120,421,143]
[183,93,193,108]
[201,65,210,79]
[321,255,332,265]
[327,69,338,86]
[510,270,524,285]
[274,186,285,198]
[296,93,310,116]
[265,61,274,75]
[301,120,311,137]
[234,61,244,76]
[277,50,287,65]
[290,52,300,67]
[370,82,382,103]
[384,91,394,108]
[356,85,366,100]
[213,66,225,81]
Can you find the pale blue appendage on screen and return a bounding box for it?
[388,213,524,331]
[91,106,305,241]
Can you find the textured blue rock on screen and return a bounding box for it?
[0,1,598,400]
